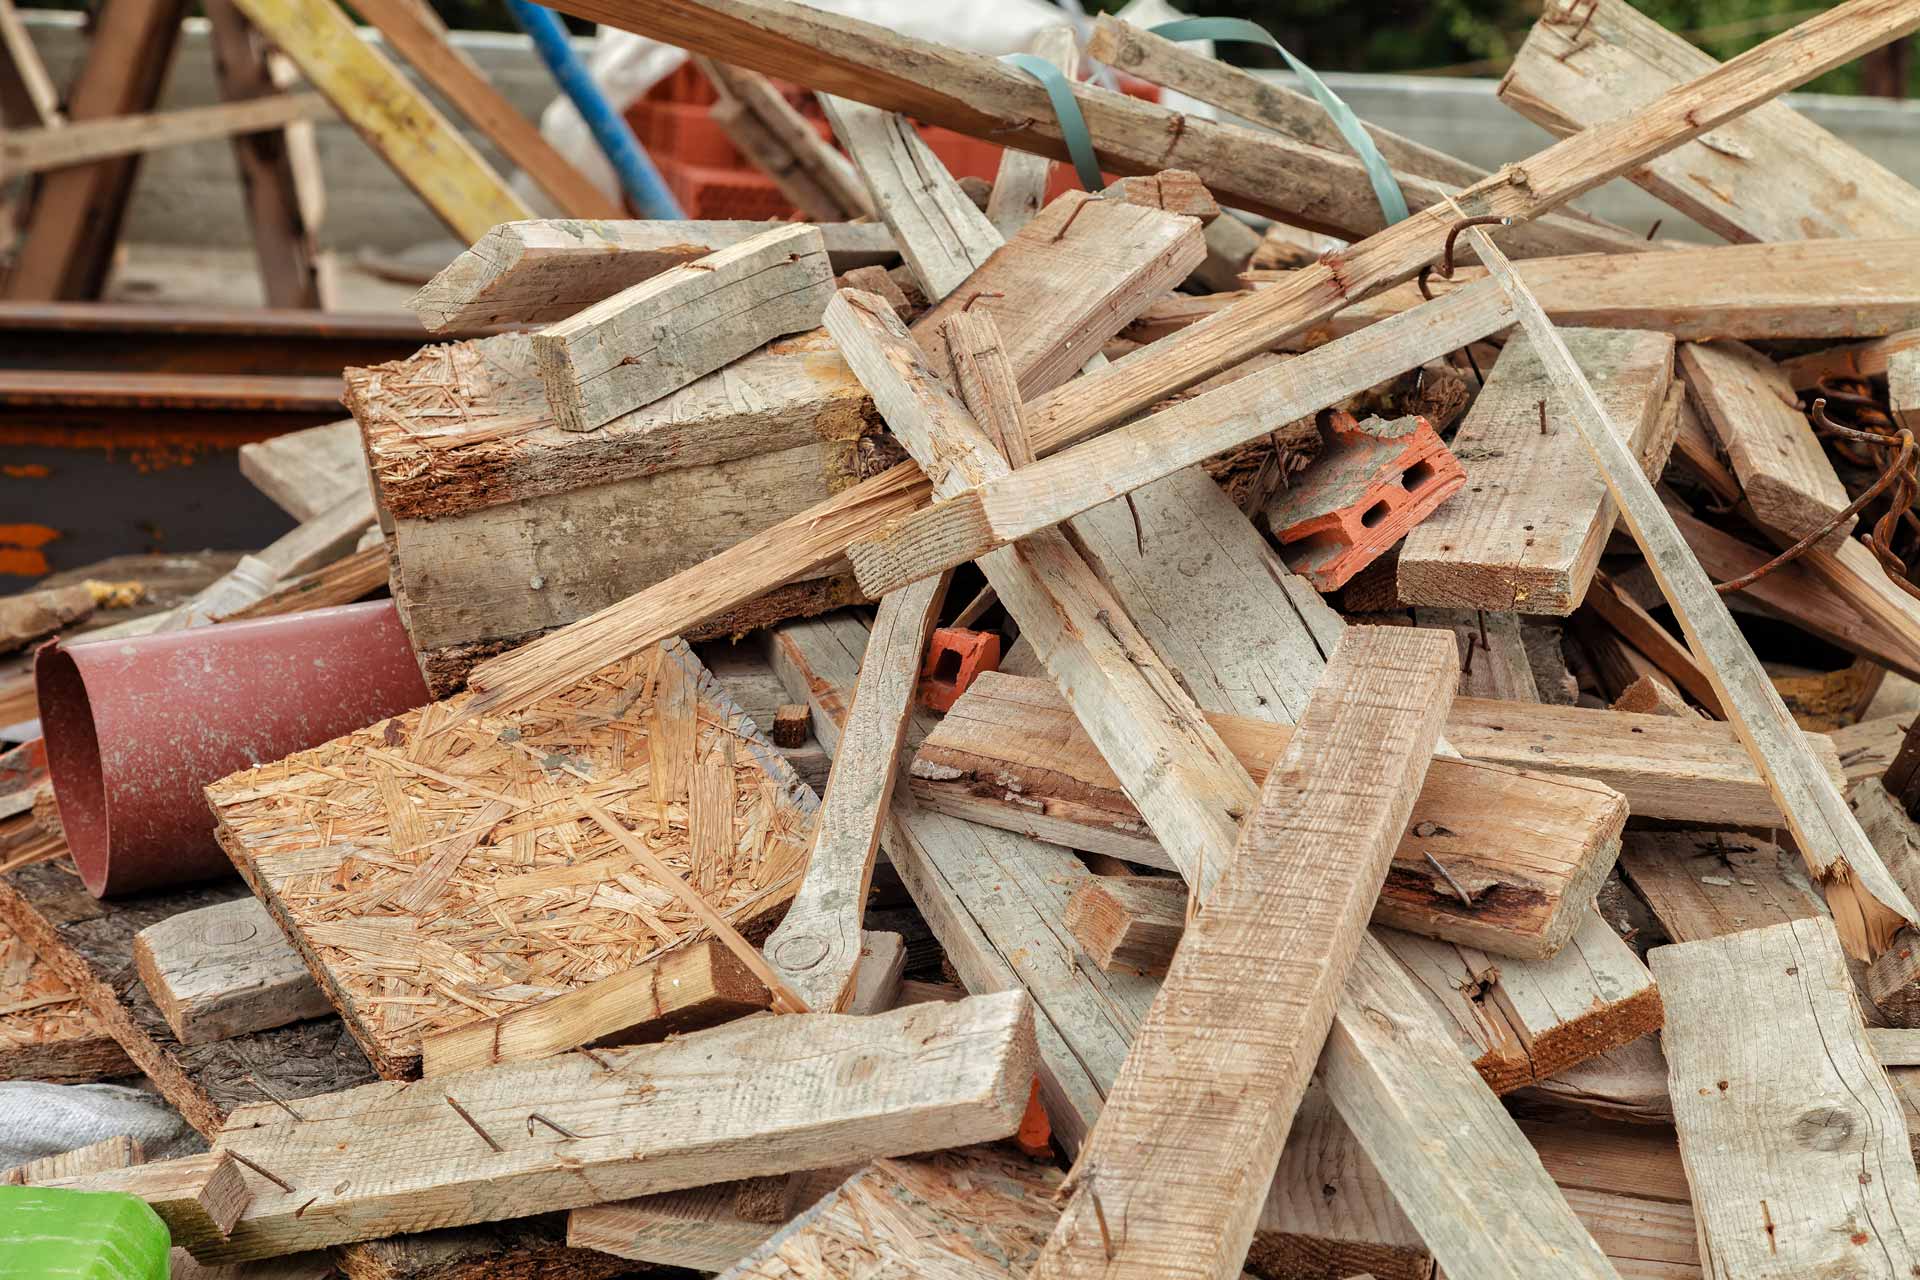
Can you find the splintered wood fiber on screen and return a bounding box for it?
[207,639,817,1076]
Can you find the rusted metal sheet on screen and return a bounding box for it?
[36,601,429,896]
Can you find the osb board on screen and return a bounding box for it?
[0,911,132,1083]
[0,861,377,1138]
[346,329,882,521]
[208,638,819,1079]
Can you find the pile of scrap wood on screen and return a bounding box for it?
[11,0,1920,1277]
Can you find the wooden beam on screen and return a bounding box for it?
[1680,340,1854,549]
[763,572,946,1011]
[912,672,1624,961]
[237,420,369,523]
[417,938,772,1077]
[1064,875,1185,976]
[1580,571,1722,716]
[39,1154,252,1254]
[226,0,532,244]
[410,219,896,331]
[1465,220,1917,961]
[131,896,333,1046]
[533,223,834,432]
[760,612,1433,1279]
[348,0,621,219]
[4,0,189,300]
[1031,629,1456,1280]
[846,280,1515,599]
[1397,328,1674,614]
[460,188,1202,719]
[715,1150,1061,1280]
[1499,0,1920,244]
[203,0,329,311]
[984,25,1075,237]
[1652,917,1920,1277]
[0,93,331,183]
[700,61,872,221]
[1317,934,1620,1280]
[184,993,1035,1262]
[1087,13,1646,254]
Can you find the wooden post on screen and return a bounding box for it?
[1464,220,1918,961]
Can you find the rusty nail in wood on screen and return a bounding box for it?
[294,1197,319,1219]
[445,1095,504,1153]
[227,1150,295,1193]
[1475,608,1490,654]
[1090,1186,1116,1261]
[963,289,1005,312]
[1538,398,1549,434]
[1052,197,1092,242]
[526,1112,583,1139]
[1425,851,1475,907]
[576,1046,617,1071]
[244,1074,305,1123]
[1644,218,1662,241]
[1440,215,1511,279]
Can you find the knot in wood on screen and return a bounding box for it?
[1791,1105,1858,1153]
[773,934,830,970]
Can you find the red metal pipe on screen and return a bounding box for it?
[36,601,429,896]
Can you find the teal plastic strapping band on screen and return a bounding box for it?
[1147,17,1410,225]
[1001,51,1106,193]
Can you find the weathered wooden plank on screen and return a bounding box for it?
[1680,340,1854,549]
[237,421,369,523]
[1087,13,1647,255]
[1415,609,1542,702]
[1653,917,1920,1277]
[1064,875,1185,976]
[1894,347,1920,433]
[912,671,1624,961]
[761,612,1433,1280]
[1581,572,1722,716]
[132,897,332,1046]
[0,92,331,183]
[847,280,1515,599]
[40,1154,252,1254]
[1320,934,1621,1280]
[411,219,895,330]
[226,0,531,244]
[1397,328,1674,613]
[417,938,771,1077]
[764,573,945,1012]
[1466,221,1917,961]
[1499,0,1920,244]
[1619,829,1826,943]
[1032,629,1456,1280]
[705,61,873,222]
[185,993,1036,1262]
[716,1150,1061,1280]
[534,223,834,432]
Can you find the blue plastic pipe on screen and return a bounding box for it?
[505,0,685,219]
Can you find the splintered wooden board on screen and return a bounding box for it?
[0,912,131,1083]
[207,638,817,1079]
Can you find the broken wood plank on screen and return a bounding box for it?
[6,1135,142,1184]
[1466,221,1917,961]
[0,911,131,1083]
[40,1154,251,1254]
[1619,829,1826,943]
[1031,627,1456,1280]
[1580,572,1722,716]
[352,0,620,218]
[534,223,834,432]
[1680,340,1853,549]
[846,279,1515,599]
[1499,0,1920,244]
[1652,917,1920,1277]
[237,421,369,523]
[763,571,945,1013]
[0,93,331,183]
[762,612,1432,1279]
[1397,327,1675,613]
[417,937,770,1076]
[717,1150,1061,1280]
[191,993,1037,1261]
[914,671,1624,961]
[1064,875,1184,976]
[410,219,896,331]
[226,0,531,243]
[701,60,872,221]
[132,897,332,1046]
[1317,934,1621,1280]
[768,703,810,748]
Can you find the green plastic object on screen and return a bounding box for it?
[0,1186,170,1280]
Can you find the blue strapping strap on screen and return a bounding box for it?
[1001,52,1106,193]
[1148,17,1410,225]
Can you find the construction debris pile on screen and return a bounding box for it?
[9,0,1920,1277]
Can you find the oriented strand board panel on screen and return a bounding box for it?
[1398,327,1674,613]
[207,638,818,1079]
[0,913,131,1083]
